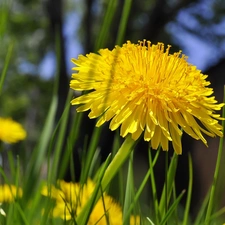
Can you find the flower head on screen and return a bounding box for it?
[70,40,224,154]
[0,117,27,144]
[42,179,124,224]
[0,184,22,203]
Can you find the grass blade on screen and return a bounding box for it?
[94,0,118,51]
[160,190,186,225]
[159,153,178,218]
[149,149,160,224]
[115,0,133,45]
[182,153,193,225]
[0,43,13,95]
[123,149,161,224]
[123,152,135,225]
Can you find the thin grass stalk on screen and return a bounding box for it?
[33,94,58,173]
[149,149,159,225]
[80,126,103,184]
[160,190,186,225]
[94,0,118,51]
[23,92,57,200]
[0,167,9,184]
[88,148,101,178]
[100,186,110,225]
[123,149,161,224]
[26,185,44,223]
[57,116,82,180]
[0,43,13,95]
[0,0,10,37]
[115,0,133,45]
[69,149,76,182]
[193,190,210,225]
[76,154,112,225]
[77,136,135,225]
[7,151,16,180]
[69,112,84,148]
[15,155,20,199]
[205,87,225,223]
[123,152,135,225]
[118,169,125,208]
[207,206,225,222]
[147,217,156,225]
[172,182,179,224]
[50,91,72,183]
[165,151,168,224]
[13,203,29,225]
[159,153,178,219]
[182,153,193,225]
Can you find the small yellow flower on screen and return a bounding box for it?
[42,179,95,220]
[0,117,27,144]
[130,215,141,225]
[0,184,22,203]
[42,179,141,224]
[70,40,224,154]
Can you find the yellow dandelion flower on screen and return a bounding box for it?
[88,194,122,225]
[42,179,124,224]
[70,40,224,154]
[0,117,27,144]
[130,215,141,225]
[0,184,22,203]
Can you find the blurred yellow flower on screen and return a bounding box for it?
[0,117,27,144]
[130,215,141,225]
[42,179,139,224]
[0,184,22,203]
[70,40,224,154]
[42,179,95,220]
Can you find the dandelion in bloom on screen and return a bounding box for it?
[70,40,224,154]
[0,184,22,203]
[0,117,27,144]
[42,179,139,224]
[42,179,96,220]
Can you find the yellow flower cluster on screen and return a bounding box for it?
[70,40,224,154]
[0,117,27,144]
[42,179,140,225]
[0,184,22,203]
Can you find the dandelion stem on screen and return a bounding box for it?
[205,86,225,223]
[101,135,136,189]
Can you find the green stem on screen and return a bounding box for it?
[101,135,135,189]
